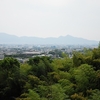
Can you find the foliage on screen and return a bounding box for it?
[0,57,21,100]
[48,84,67,100]
[1,47,100,100]
[88,89,100,100]
[28,56,53,77]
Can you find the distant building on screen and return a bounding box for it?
[23,51,41,55]
[0,54,4,60]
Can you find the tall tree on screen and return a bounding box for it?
[0,57,21,100]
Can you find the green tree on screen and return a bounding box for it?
[28,89,40,100]
[0,57,21,100]
[28,56,53,78]
[20,63,32,76]
[92,48,100,70]
[59,79,75,96]
[73,64,96,93]
[88,89,100,100]
[48,84,67,100]
[73,52,85,67]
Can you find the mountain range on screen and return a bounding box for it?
[0,33,98,45]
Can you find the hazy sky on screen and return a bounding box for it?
[0,0,100,40]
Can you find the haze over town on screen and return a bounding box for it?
[0,0,100,41]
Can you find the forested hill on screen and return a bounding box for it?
[0,46,100,99]
[0,33,98,45]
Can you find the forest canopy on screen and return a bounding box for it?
[0,47,100,100]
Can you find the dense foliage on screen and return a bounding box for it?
[0,47,100,100]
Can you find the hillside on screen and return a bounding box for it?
[0,33,98,45]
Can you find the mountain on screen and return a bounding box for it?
[0,33,98,45]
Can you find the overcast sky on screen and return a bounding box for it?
[0,0,100,40]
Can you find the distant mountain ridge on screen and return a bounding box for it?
[0,33,98,45]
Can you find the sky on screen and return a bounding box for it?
[0,0,100,41]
